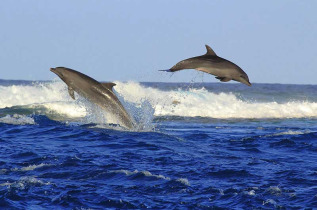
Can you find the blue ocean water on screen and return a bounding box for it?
[0,80,316,209]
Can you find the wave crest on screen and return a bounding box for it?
[1,81,316,121]
[114,81,317,119]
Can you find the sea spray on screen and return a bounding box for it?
[1,81,316,120]
[0,80,70,108]
[114,81,317,119]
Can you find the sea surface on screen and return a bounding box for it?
[0,79,316,209]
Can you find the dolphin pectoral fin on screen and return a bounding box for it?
[101,82,116,90]
[221,78,231,82]
[68,86,75,100]
[215,77,231,82]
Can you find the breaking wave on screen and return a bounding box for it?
[114,81,317,119]
[0,114,35,125]
[0,81,316,123]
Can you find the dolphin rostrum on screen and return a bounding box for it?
[160,45,251,86]
[50,67,135,129]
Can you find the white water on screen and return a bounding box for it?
[0,81,86,118]
[109,169,190,186]
[0,114,35,125]
[0,81,316,122]
[114,81,317,119]
[0,176,51,190]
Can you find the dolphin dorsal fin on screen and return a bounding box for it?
[101,82,116,90]
[205,45,217,56]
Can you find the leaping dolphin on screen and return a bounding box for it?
[160,45,251,86]
[50,67,135,129]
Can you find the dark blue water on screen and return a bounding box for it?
[0,81,316,209]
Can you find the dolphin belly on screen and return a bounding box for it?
[196,67,228,77]
[81,85,135,129]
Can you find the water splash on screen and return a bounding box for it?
[1,81,317,123]
[0,114,35,125]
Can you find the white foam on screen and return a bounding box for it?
[259,130,314,139]
[1,81,316,122]
[269,130,310,136]
[0,81,70,108]
[12,163,50,172]
[0,81,154,129]
[176,178,190,186]
[110,169,171,181]
[266,186,282,195]
[0,81,87,118]
[243,189,256,196]
[1,176,51,190]
[41,102,87,118]
[110,169,190,185]
[263,199,277,206]
[0,114,35,125]
[114,81,317,119]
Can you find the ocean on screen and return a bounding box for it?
[0,79,316,209]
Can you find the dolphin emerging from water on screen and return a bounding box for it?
[50,67,135,129]
[160,45,251,86]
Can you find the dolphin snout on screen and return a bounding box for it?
[50,68,56,73]
[239,79,252,86]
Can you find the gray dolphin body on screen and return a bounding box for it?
[161,45,251,86]
[50,67,135,129]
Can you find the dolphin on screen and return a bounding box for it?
[160,45,251,86]
[50,67,135,129]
